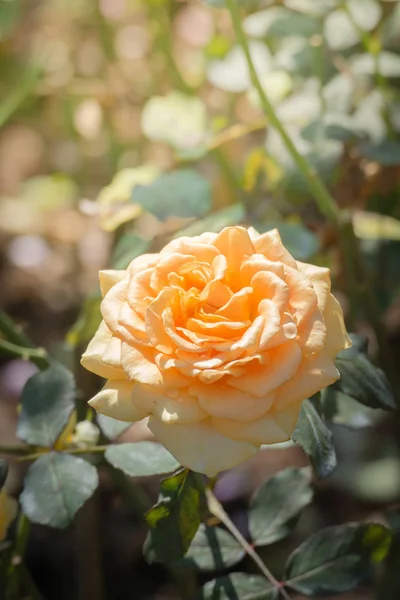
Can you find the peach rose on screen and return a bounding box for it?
[82,226,350,475]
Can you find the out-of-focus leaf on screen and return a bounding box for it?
[132,169,212,221]
[66,292,101,348]
[98,165,159,231]
[302,115,365,143]
[247,71,292,109]
[292,399,337,479]
[141,92,208,151]
[268,12,320,38]
[20,174,78,212]
[325,0,381,50]
[175,204,246,238]
[322,387,385,429]
[249,467,313,546]
[244,8,287,38]
[201,574,278,600]
[21,453,98,529]
[353,211,400,241]
[358,142,400,167]
[97,415,131,440]
[351,52,400,78]
[243,149,284,192]
[285,523,392,596]
[258,222,319,260]
[0,0,20,41]
[346,458,400,503]
[352,90,386,142]
[179,523,245,571]
[334,334,396,410]
[0,62,41,128]
[0,460,8,490]
[144,469,201,564]
[17,363,76,447]
[284,0,337,15]
[105,442,179,477]
[207,42,271,93]
[111,234,150,270]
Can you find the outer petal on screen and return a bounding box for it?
[101,279,128,333]
[88,380,147,422]
[99,270,125,297]
[297,262,331,311]
[275,351,339,410]
[121,342,162,386]
[324,294,352,357]
[253,229,298,268]
[81,321,124,379]
[212,403,301,445]
[148,417,259,476]
[191,382,275,421]
[132,383,208,423]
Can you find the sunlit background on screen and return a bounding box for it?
[1,0,400,598]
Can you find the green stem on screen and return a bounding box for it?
[226,0,340,225]
[206,488,292,600]
[149,2,192,94]
[6,513,31,599]
[0,310,50,370]
[0,340,49,370]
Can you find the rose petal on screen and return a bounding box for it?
[297,262,331,311]
[275,350,339,410]
[99,270,125,297]
[81,321,124,379]
[212,402,300,445]
[88,379,147,422]
[253,229,297,267]
[228,340,302,397]
[213,227,255,278]
[324,294,352,357]
[148,417,259,476]
[192,382,276,421]
[121,342,163,386]
[132,383,207,423]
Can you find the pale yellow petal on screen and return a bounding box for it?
[132,383,207,423]
[88,380,147,422]
[324,293,352,357]
[275,351,339,410]
[101,279,128,333]
[148,417,259,476]
[191,382,275,421]
[212,403,300,445]
[99,270,125,297]
[120,342,162,386]
[81,321,124,379]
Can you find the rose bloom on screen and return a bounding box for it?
[82,226,350,475]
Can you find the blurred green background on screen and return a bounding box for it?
[1,0,400,598]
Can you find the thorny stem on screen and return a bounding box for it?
[205,487,292,600]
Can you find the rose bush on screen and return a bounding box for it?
[82,226,350,475]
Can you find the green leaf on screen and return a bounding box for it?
[201,573,278,600]
[17,363,76,447]
[334,334,396,411]
[351,52,400,78]
[359,142,400,167]
[176,204,245,238]
[179,523,245,571]
[0,0,20,41]
[105,442,179,477]
[144,469,201,563]
[132,169,212,221]
[97,415,131,440]
[66,292,101,348]
[249,467,313,546]
[0,459,8,490]
[20,453,98,529]
[292,399,337,479]
[322,387,385,429]
[284,523,393,596]
[111,233,151,270]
